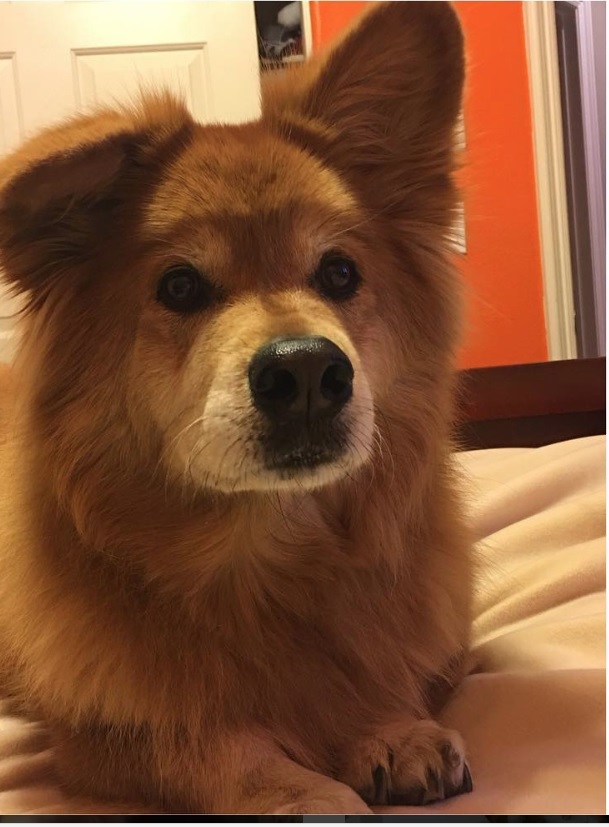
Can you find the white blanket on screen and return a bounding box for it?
[0,436,605,816]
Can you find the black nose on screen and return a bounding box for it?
[249,336,353,422]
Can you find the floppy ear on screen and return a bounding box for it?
[0,93,194,298]
[262,1,465,214]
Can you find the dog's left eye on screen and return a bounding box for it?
[312,253,361,301]
[157,265,211,313]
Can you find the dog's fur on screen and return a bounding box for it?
[0,2,472,814]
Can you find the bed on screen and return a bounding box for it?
[0,358,604,817]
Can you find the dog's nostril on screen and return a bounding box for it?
[249,336,353,422]
[255,367,298,403]
[321,361,353,404]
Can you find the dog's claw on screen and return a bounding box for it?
[444,761,473,800]
[373,764,390,804]
[459,762,473,795]
[387,760,472,806]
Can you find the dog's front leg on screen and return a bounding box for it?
[53,721,371,815]
[199,731,372,815]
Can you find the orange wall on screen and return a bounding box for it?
[310,1,368,47]
[309,1,548,369]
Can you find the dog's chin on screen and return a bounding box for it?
[192,447,370,495]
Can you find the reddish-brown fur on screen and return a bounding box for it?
[0,2,472,814]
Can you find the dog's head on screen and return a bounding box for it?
[0,2,464,497]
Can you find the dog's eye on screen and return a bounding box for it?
[312,254,360,301]
[157,266,210,313]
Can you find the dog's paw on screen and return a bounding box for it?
[271,780,372,815]
[338,719,472,806]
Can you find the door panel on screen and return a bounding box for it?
[0,54,22,156]
[0,2,260,134]
[73,45,210,121]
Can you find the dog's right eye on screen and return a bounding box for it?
[156,266,211,313]
[311,253,361,302]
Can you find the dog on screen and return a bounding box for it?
[0,1,472,814]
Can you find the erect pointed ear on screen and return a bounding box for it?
[262,2,465,211]
[0,93,194,297]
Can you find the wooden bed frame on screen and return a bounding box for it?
[456,357,606,450]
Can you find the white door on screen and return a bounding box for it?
[0,0,261,360]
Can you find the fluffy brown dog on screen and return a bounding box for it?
[0,1,472,815]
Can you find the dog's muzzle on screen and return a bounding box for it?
[248,336,353,471]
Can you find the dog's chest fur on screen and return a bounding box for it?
[0,445,466,778]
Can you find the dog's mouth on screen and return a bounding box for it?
[263,433,347,475]
[269,446,340,471]
[260,418,348,476]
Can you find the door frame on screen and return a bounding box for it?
[575,0,606,356]
[558,0,606,356]
[300,0,314,57]
[523,1,577,361]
